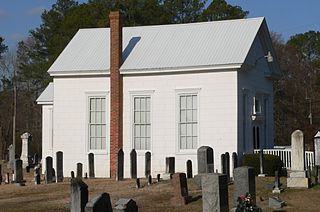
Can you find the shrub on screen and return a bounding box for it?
[242,153,283,176]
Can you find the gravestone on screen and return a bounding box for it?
[157,174,161,182]
[287,130,310,188]
[171,173,190,206]
[34,167,41,185]
[234,166,256,205]
[5,172,9,184]
[268,196,285,209]
[71,171,75,179]
[114,198,138,212]
[221,154,226,174]
[56,151,63,182]
[84,173,88,179]
[225,152,230,181]
[186,160,193,178]
[272,170,281,193]
[201,173,229,212]
[15,159,24,186]
[136,178,140,188]
[88,153,95,178]
[20,132,32,168]
[130,149,137,179]
[7,144,15,170]
[166,157,175,174]
[33,153,39,165]
[258,149,266,177]
[45,156,53,184]
[26,166,30,173]
[232,152,238,169]
[117,149,124,181]
[71,178,88,212]
[52,168,56,182]
[148,175,152,185]
[145,151,151,178]
[194,146,214,188]
[77,163,83,178]
[85,192,113,212]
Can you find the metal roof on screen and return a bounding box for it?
[48,17,265,75]
[36,82,53,104]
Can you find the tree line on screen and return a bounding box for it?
[0,0,319,159]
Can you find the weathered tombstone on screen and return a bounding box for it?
[7,144,15,170]
[287,130,310,188]
[85,192,113,212]
[26,166,30,173]
[52,168,56,182]
[225,152,230,181]
[34,167,41,185]
[145,151,151,178]
[33,153,39,165]
[194,146,214,188]
[221,154,226,174]
[88,153,95,178]
[5,172,9,184]
[71,178,88,212]
[15,159,24,186]
[148,175,152,185]
[231,152,238,179]
[71,171,75,179]
[56,151,63,182]
[186,160,193,178]
[117,149,124,181]
[84,173,88,179]
[45,156,53,184]
[268,196,285,209]
[130,149,137,179]
[77,163,83,178]
[20,132,32,168]
[202,173,229,212]
[166,157,175,174]
[157,174,161,182]
[136,178,140,188]
[171,173,190,206]
[258,149,266,177]
[114,198,138,212]
[234,166,256,205]
[272,170,281,193]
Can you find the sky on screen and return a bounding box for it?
[0,0,320,50]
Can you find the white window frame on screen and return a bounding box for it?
[130,90,154,153]
[175,88,200,154]
[253,95,262,115]
[86,92,109,155]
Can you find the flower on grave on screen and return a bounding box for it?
[236,193,261,212]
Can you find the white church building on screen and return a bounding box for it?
[37,11,280,178]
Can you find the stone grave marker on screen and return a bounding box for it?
[145,151,151,178]
[272,170,282,193]
[287,130,310,188]
[85,192,113,212]
[71,178,88,212]
[77,163,83,178]
[117,149,124,181]
[157,174,160,182]
[221,154,226,174]
[268,196,285,209]
[20,132,31,168]
[225,152,230,181]
[186,160,193,178]
[15,159,25,186]
[171,173,190,206]
[56,151,64,182]
[33,153,39,165]
[7,144,15,170]
[35,167,41,185]
[45,156,53,184]
[88,153,95,178]
[130,149,137,179]
[234,166,256,205]
[202,173,229,212]
[148,175,152,185]
[84,173,88,179]
[166,157,175,174]
[258,149,266,177]
[194,146,214,188]
[136,178,140,188]
[71,171,75,179]
[114,198,138,212]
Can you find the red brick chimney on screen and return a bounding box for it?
[109,11,123,178]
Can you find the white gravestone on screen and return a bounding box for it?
[287,130,310,188]
[20,132,31,168]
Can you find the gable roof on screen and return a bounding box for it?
[36,82,53,104]
[48,17,268,76]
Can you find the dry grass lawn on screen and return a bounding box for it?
[0,167,320,211]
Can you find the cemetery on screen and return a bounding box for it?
[0,130,320,211]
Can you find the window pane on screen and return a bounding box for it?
[96,111,102,123]
[101,125,106,137]
[135,138,140,149]
[96,98,101,110]
[146,125,151,137]
[90,112,95,123]
[134,111,140,123]
[141,125,146,137]
[192,109,197,121]
[141,112,146,124]
[97,125,102,137]
[192,123,197,136]
[90,98,95,111]
[146,98,150,111]
[141,98,146,111]
[180,136,186,149]
[134,125,140,137]
[187,96,192,109]
[146,112,150,123]
[101,138,106,149]
[90,125,96,137]
[180,96,186,109]
[192,95,197,108]
[96,137,101,149]
[187,137,193,149]
[180,124,186,136]
[180,110,186,122]
[186,110,192,122]
[187,124,192,136]
[101,112,106,123]
[90,138,96,149]
[101,98,106,111]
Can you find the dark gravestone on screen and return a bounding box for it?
[84,173,88,179]
[148,175,152,185]
[186,160,193,178]
[56,151,63,182]
[258,149,265,177]
[71,178,88,212]
[52,168,56,182]
[33,153,39,165]
[26,166,30,173]
[197,146,214,174]
[234,166,256,205]
[157,174,161,182]
[77,163,83,178]
[114,198,138,212]
[136,178,140,188]
[117,149,124,181]
[45,156,53,184]
[225,152,230,181]
[15,159,24,186]
[130,149,137,179]
[171,173,190,206]
[232,152,238,168]
[85,192,113,212]
[201,173,229,212]
[221,154,226,174]
[88,153,95,178]
[71,171,75,179]
[34,167,41,185]
[166,157,175,174]
[145,151,151,178]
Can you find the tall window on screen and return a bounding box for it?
[179,94,197,149]
[89,97,106,150]
[133,96,151,150]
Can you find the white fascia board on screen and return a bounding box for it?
[37,101,53,105]
[49,70,109,77]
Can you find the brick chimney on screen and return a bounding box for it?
[109,11,123,178]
